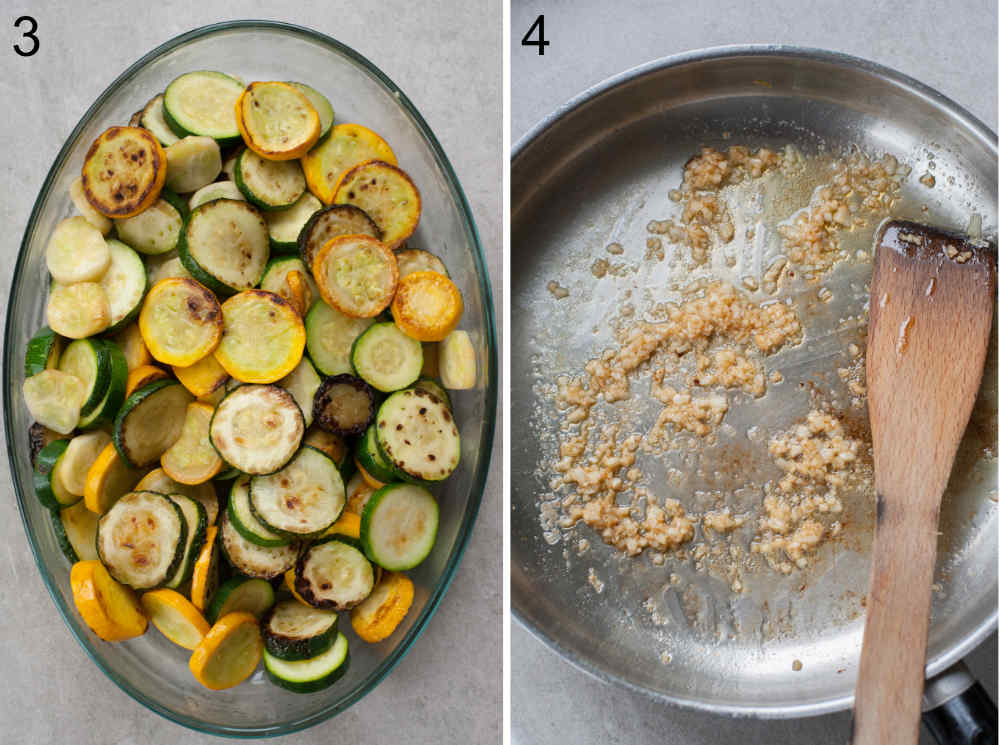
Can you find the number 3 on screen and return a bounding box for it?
[13,15,39,57]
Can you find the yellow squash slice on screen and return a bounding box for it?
[284,270,311,316]
[84,442,143,514]
[47,282,111,339]
[332,160,420,249]
[22,370,86,435]
[283,569,312,607]
[46,216,111,284]
[139,278,223,366]
[81,126,166,218]
[302,123,397,204]
[110,322,153,371]
[189,611,262,690]
[71,559,148,642]
[173,353,229,398]
[190,525,219,611]
[439,329,477,390]
[390,271,464,342]
[214,290,305,383]
[350,571,414,643]
[355,456,386,489]
[312,234,398,318]
[58,431,112,497]
[236,81,320,161]
[161,401,224,485]
[125,364,169,397]
[320,510,361,540]
[141,588,210,650]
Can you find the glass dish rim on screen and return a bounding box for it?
[3,18,498,738]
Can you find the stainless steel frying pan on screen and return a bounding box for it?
[511,46,997,730]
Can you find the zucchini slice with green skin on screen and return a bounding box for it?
[179,199,270,295]
[96,491,187,589]
[164,494,208,589]
[312,374,375,437]
[234,149,306,211]
[113,379,194,468]
[287,82,334,144]
[277,355,322,428]
[294,537,374,610]
[206,575,276,624]
[265,192,322,254]
[261,599,338,661]
[395,248,449,278]
[228,476,291,547]
[58,338,111,419]
[356,425,397,484]
[263,632,349,693]
[411,378,452,410]
[34,439,78,509]
[98,239,148,330]
[52,501,100,563]
[260,256,319,312]
[249,446,345,538]
[304,300,374,377]
[77,340,128,430]
[163,71,244,145]
[375,388,460,482]
[297,204,380,270]
[350,322,423,393]
[114,195,185,256]
[24,326,63,378]
[136,467,219,525]
[361,483,439,571]
[209,384,304,474]
[137,93,180,146]
[218,509,298,580]
[188,180,244,211]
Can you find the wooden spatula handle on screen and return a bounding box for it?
[851,490,939,745]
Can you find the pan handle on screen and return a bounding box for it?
[921,660,997,745]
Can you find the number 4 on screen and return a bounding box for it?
[521,14,549,56]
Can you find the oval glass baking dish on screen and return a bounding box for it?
[3,20,497,737]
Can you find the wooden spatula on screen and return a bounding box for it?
[851,220,996,745]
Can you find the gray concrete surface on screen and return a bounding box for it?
[0,2,500,744]
[511,1,997,743]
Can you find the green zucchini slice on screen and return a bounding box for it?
[114,196,185,256]
[188,180,245,211]
[24,326,63,378]
[304,300,373,377]
[361,483,439,571]
[227,475,291,547]
[297,204,380,270]
[179,199,270,294]
[265,192,322,254]
[356,424,397,484]
[113,379,194,468]
[34,439,78,510]
[234,149,306,211]
[77,340,128,431]
[209,384,304,474]
[137,93,180,146]
[163,71,244,144]
[350,322,423,393]
[262,600,338,661]
[249,446,345,538]
[410,378,452,411]
[294,538,373,610]
[375,388,460,482]
[206,575,276,624]
[98,239,147,330]
[57,338,111,419]
[218,509,298,580]
[96,491,187,589]
[277,355,322,429]
[163,494,207,589]
[287,82,334,143]
[263,632,349,693]
[52,501,100,563]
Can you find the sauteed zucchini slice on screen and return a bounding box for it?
[209,384,304,474]
[96,490,187,589]
[163,71,244,144]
